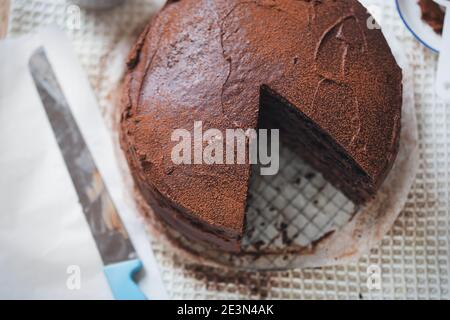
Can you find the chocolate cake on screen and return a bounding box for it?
[418,0,445,34]
[120,0,402,252]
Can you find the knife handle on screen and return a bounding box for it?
[104,259,147,300]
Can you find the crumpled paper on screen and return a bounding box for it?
[0,27,167,299]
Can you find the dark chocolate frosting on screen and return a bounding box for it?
[120,0,402,252]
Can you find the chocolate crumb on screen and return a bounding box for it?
[305,172,316,180]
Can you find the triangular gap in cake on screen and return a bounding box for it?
[246,84,375,207]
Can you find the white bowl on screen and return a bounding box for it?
[396,0,443,52]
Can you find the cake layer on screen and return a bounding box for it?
[259,87,379,204]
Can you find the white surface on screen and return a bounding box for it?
[0,27,167,299]
[396,0,443,52]
[434,0,450,100]
[0,31,111,299]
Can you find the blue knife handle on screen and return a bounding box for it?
[103,259,147,300]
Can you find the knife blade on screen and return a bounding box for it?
[29,47,146,300]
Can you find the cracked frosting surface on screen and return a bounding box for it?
[120,0,402,251]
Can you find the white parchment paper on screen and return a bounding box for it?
[0,27,167,299]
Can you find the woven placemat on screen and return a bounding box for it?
[8,0,450,299]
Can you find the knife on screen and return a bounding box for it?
[29,47,146,300]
